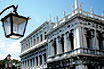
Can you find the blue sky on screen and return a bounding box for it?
[0,0,104,60]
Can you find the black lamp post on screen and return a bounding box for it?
[0,5,29,39]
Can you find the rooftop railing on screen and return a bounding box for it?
[54,9,104,28]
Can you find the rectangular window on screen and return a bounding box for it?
[34,39,36,45]
[44,32,47,39]
[37,37,39,43]
[43,54,46,63]
[36,57,38,66]
[53,40,57,55]
[40,34,43,42]
[40,55,42,65]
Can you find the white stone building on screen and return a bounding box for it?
[20,21,54,69]
[20,0,104,69]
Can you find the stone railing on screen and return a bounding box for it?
[54,9,104,28]
[48,47,104,63]
[20,39,47,56]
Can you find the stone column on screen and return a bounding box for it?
[64,33,71,52]
[73,28,77,50]
[56,37,62,54]
[42,54,45,65]
[82,28,87,48]
[95,31,99,50]
[75,27,83,49]
[38,56,40,66]
[43,33,45,40]
[26,60,28,69]
[29,59,31,68]
[35,57,37,67]
[50,41,54,56]
[22,61,23,69]
[32,58,33,69]
[48,41,51,57]
[91,31,95,49]
[76,65,87,69]
[33,57,35,68]
[24,61,26,69]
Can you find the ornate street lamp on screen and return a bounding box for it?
[0,5,29,39]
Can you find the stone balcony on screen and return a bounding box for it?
[48,47,104,63]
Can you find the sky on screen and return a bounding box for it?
[0,0,104,60]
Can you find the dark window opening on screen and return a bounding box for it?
[61,36,64,53]
[53,40,57,55]
[28,60,29,67]
[33,58,34,66]
[29,42,30,48]
[69,33,74,50]
[40,34,43,42]
[43,53,47,63]
[37,37,39,43]
[86,30,93,49]
[98,32,103,50]
[40,55,42,65]
[45,32,47,39]
[34,39,36,45]
[36,57,38,66]
[31,40,32,46]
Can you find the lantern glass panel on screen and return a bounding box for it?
[3,16,11,35]
[12,16,27,35]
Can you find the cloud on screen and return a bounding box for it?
[6,40,21,60]
[0,39,21,60]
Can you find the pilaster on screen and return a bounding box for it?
[56,37,62,54]
[64,33,71,52]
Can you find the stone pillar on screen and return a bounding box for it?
[26,60,28,69]
[35,57,37,67]
[75,27,83,49]
[42,54,45,65]
[89,30,94,49]
[22,61,23,69]
[43,33,45,40]
[74,28,77,50]
[38,56,40,66]
[76,65,87,69]
[64,33,71,52]
[50,41,54,56]
[95,31,99,50]
[33,57,35,68]
[56,37,62,54]
[48,41,51,57]
[24,61,26,69]
[29,59,31,68]
[32,58,33,69]
[82,28,87,48]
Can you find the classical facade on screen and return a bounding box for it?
[20,22,54,69]
[20,0,104,69]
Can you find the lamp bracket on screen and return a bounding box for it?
[0,5,18,16]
